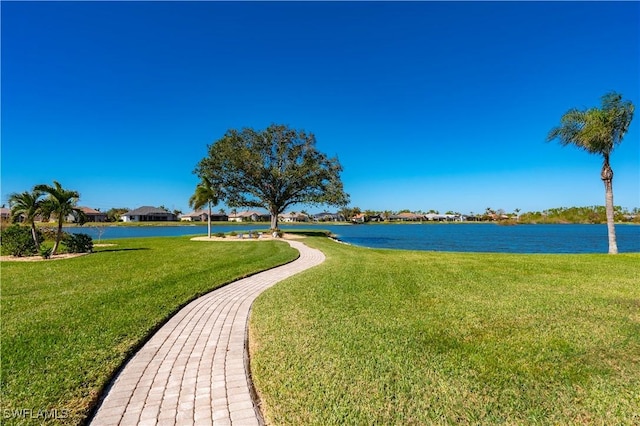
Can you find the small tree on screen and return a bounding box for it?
[189,177,219,238]
[195,124,349,231]
[91,225,108,243]
[35,181,83,255]
[547,92,634,254]
[106,207,129,222]
[8,189,43,250]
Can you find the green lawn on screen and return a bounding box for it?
[3,233,639,425]
[1,236,298,425]
[250,236,640,425]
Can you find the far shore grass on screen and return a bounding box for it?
[1,236,298,425]
[250,235,640,425]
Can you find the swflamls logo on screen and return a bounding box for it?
[3,408,70,420]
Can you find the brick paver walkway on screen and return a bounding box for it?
[90,240,325,426]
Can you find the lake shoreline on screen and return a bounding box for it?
[63,223,640,254]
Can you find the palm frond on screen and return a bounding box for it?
[547,92,634,157]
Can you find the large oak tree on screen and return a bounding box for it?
[195,124,349,231]
[547,92,634,254]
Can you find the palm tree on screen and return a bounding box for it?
[189,177,219,238]
[35,181,82,255]
[547,92,634,254]
[8,189,44,250]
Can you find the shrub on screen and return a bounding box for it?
[215,232,226,238]
[40,227,59,241]
[229,231,237,237]
[63,233,93,253]
[1,225,42,257]
[39,246,53,259]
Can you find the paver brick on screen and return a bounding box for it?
[228,400,254,412]
[90,240,324,425]
[212,408,230,420]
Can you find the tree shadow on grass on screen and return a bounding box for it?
[93,247,151,254]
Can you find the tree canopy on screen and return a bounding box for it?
[195,124,349,230]
[547,92,634,160]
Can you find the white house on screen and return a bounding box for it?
[121,206,177,222]
[227,211,269,222]
[279,212,309,223]
[180,210,228,222]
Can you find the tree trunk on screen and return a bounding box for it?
[207,202,212,239]
[270,209,279,232]
[30,223,41,251]
[601,159,618,254]
[52,219,63,255]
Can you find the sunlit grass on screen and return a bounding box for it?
[1,236,298,425]
[250,236,640,424]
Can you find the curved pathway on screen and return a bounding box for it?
[90,240,325,426]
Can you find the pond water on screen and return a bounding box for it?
[68,223,640,254]
[326,223,640,254]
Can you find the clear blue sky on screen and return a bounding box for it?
[2,1,638,215]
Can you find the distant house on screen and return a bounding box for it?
[368,214,384,222]
[181,210,228,222]
[77,207,107,223]
[350,212,383,222]
[1,207,11,221]
[313,212,344,222]
[389,212,424,222]
[351,213,368,223]
[279,212,309,223]
[121,206,177,222]
[228,211,269,222]
[424,213,464,222]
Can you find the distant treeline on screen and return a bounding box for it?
[518,206,639,224]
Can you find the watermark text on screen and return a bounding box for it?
[3,408,70,420]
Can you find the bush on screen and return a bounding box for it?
[1,225,42,257]
[39,246,53,259]
[40,227,59,241]
[215,232,226,238]
[63,233,93,253]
